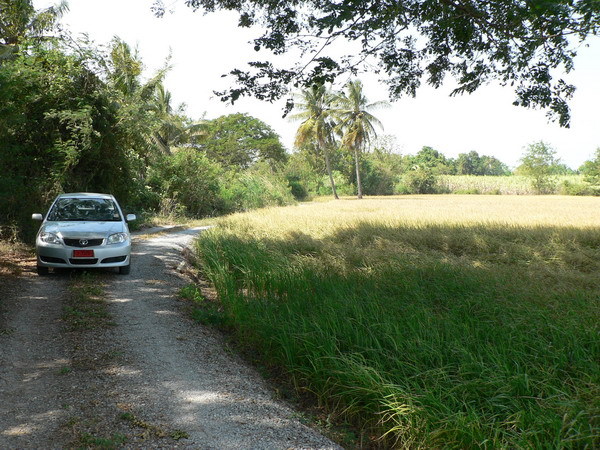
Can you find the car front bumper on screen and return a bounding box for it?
[36,241,132,268]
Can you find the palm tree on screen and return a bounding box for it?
[334,80,388,199]
[148,83,207,155]
[290,83,339,199]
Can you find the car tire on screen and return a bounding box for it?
[37,265,49,276]
[119,263,131,275]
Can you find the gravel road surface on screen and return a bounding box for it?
[0,227,340,449]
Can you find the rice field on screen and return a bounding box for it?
[193,196,600,448]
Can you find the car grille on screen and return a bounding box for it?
[69,258,98,265]
[64,238,104,247]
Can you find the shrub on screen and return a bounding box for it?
[396,167,439,194]
[220,169,295,211]
[147,149,225,218]
[316,171,355,197]
[286,175,310,201]
[361,159,397,195]
[559,180,594,196]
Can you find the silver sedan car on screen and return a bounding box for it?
[32,193,136,275]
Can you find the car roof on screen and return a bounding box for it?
[57,193,115,200]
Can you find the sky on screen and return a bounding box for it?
[35,0,600,169]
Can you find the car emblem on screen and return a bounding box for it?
[79,239,89,246]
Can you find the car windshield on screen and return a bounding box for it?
[46,198,122,222]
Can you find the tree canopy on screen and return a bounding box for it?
[199,113,287,169]
[154,0,600,126]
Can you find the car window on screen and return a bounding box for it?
[46,198,122,222]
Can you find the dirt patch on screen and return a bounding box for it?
[0,241,36,278]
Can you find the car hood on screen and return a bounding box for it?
[41,221,127,239]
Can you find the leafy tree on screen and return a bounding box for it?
[516,141,560,194]
[362,136,405,195]
[147,149,224,217]
[410,146,454,174]
[290,84,339,199]
[0,0,67,61]
[580,148,600,186]
[478,155,511,176]
[157,0,600,125]
[199,113,287,170]
[456,151,510,176]
[0,47,134,239]
[334,80,388,199]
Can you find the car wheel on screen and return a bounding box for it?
[37,265,49,276]
[119,263,131,275]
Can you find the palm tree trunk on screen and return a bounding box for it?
[323,149,339,199]
[354,147,363,199]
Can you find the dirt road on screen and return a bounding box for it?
[0,228,339,449]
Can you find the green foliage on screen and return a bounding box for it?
[456,151,510,176]
[408,146,454,174]
[516,141,560,194]
[178,284,204,303]
[285,175,309,201]
[167,0,598,125]
[219,164,295,211]
[396,166,439,194]
[1,3,299,239]
[316,171,354,197]
[290,83,340,199]
[359,157,396,196]
[580,148,600,186]
[147,149,224,217]
[334,80,388,198]
[0,0,66,61]
[0,46,137,239]
[559,180,598,196]
[200,113,287,170]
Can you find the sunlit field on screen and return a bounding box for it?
[194,196,600,447]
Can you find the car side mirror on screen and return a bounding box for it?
[32,213,43,221]
[126,214,136,222]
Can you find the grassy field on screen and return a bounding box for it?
[193,195,600,448]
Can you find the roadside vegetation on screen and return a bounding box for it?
[193,196,600,448]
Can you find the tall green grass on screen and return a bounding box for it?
[194,198,600,447]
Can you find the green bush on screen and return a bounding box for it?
[559,180,595,196]
[220,168,295,211]
[361,159,397,195]
[286,175,310,201]
[147,149,225,218]
[395,167,439,194]
[316,170,355,197]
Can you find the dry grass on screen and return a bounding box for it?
[235,195,600,234]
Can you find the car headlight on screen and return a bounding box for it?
[39,232,61,245]
[107,232,128,244]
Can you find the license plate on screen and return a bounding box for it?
[73,250,94,257]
